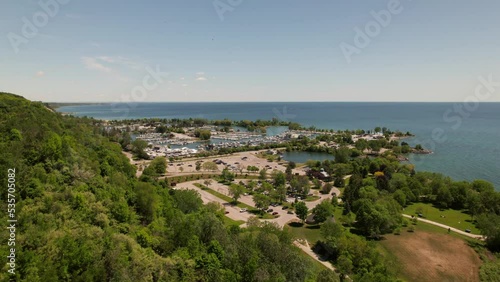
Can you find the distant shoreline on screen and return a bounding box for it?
[46,102,101,109]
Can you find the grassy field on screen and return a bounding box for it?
[404,202,480,234]
[378,222,482,282]
[285,223,323,245]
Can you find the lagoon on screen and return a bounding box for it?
[281,151,334,164]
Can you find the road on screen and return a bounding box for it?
[402,214,483,239]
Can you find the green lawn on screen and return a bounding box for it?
[285,223,323,245]
[404,202,480,234]
[222,216,245,227]
[305,195,321,202]
[407,219,480,241]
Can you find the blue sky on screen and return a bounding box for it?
[1,0,500,102]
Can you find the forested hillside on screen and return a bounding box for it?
[0,93,333,282]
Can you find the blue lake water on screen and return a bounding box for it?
[281,151,334,164]
[57,102,500,190]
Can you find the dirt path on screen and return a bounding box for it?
[402,214,483,239]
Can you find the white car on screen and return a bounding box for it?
[239,208,247,213]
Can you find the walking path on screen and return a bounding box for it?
[402,214,483,239]
[293,240,335,271]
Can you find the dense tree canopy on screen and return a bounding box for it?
[0,93,327,282]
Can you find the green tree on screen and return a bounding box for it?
[221,168,235,182]
[194,129,211,140]
[334,147,350,164]
[295,201,309,223]
[322,183,333,194]
[337,255,353,279]
[135,182,158,223]
[202,161,218,172]
[229,184,245,203]
[477,214,500,252]
[271,170,286,187]
[132,139,149,159]
[172,189,203,214]
[312,200,335,223]
[392,189,407,207]
[143,156,167,176]
[253,193,271,212]
[316,270,339,282]
[259,168,267,181]
[480,261,500,282]
[312,178,321,190]
[436,185,454,208]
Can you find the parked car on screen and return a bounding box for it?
[225,210,229,214]
[287,211,294,214]
[271,203,278,207]
[240,208,247,213]
[465,229,471,233]
[272,212,278,215]
[267,209,273,213]
[282,206,288,210]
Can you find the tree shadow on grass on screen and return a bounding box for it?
[306,225,321,230]
[288,222,304,228]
